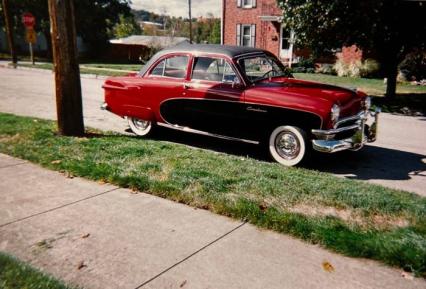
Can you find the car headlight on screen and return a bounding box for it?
[364,96,371,110]
[331,104,340,124]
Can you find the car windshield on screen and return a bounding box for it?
[238,54,292,83]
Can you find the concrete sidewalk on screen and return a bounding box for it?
[0,153,424,289]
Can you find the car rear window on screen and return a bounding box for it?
[150,55,189,79]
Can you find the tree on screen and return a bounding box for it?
[1,0,17,65]
[276,0,426,98]
[111,14,142,39]
[0,0,136,58]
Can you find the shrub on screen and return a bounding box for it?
[333,58,379,78]
[399,50,426,81]
[315,64,336,75]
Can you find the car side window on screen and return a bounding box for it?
[192,57,238,83]
[150,56,188,79]
[151,60,165,76]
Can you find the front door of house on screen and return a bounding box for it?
[280,24,294,59]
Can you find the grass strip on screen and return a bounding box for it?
[294,73,426,96]
[0,113,425,277]
[0,252,74,289]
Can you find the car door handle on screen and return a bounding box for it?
[127,86,141,90]
[247,106,267,113]
[183,84,192,89]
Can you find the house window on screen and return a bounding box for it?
[236,24,256,47]
[237,0,256,8]
[280,25,295,59]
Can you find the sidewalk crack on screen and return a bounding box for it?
[0,187,119,228]
[134,221,247,289]
[0,162,28,170]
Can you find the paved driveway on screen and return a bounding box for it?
[0,66,425,196]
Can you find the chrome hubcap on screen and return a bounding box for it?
[275,132,300,160]
[132,118,150,131]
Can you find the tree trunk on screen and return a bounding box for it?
[385,62,398,99]
[48,0,84,136]
[2,0,17,66]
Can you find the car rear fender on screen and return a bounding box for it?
[122,105,155,122]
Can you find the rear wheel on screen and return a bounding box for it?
[128,117,154,137]
[269,125,308,166]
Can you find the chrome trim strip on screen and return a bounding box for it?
[157,122,259,145]
[312,124,360,136]
[100,102,109,111]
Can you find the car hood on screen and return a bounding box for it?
[245,77,363,118]
[255,77,360,104]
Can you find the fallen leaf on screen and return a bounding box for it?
[98,179,106,185]
[64,172,74,179]
[401,272,414,280]
[322,261,335,272]
[77,260,86,270]
[180,280,187,287]
[51,160,61,164]
[81,233,90,239]
[259,203,268,212]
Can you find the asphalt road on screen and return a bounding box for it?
[0,66,425,196]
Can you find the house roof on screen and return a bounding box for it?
[109,35,189,48]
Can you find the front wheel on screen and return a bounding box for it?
[128,117,154,137]
[268,125,308,166]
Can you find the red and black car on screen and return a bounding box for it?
[102,44,380,166]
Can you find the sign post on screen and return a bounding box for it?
[22,12,36,65]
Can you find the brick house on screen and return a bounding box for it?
[221,0,308,64]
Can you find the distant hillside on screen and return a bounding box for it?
[131,9,221,44]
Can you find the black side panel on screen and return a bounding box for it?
[160,98,322,141]
[160,99,248,138]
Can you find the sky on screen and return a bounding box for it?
[130,0,222,18]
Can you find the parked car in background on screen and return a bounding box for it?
[102,44,380,166]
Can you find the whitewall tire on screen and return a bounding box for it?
[269,125,307,166]
[128,117,154,137]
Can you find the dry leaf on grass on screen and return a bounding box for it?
[51,160,61,164]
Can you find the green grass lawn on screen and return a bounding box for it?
[294,73,426,96]
[0,252,73,289]
[0,112,425,277]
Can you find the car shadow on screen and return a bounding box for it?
[306,146,426,181]
[152,127,426,182]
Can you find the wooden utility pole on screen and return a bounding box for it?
[2,0,17,66]
[188,0,192,43]
[48,0,84,136]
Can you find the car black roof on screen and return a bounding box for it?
[139,43,268,76]
[160,43,267,58]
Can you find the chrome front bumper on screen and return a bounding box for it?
[311,108,380,153]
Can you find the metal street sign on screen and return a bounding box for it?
[26,28,37,44]
[22,12,36,28]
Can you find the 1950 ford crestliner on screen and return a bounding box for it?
[102,44,380,166]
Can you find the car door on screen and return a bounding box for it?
[142,54,190,123]
[160,55,248,138]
